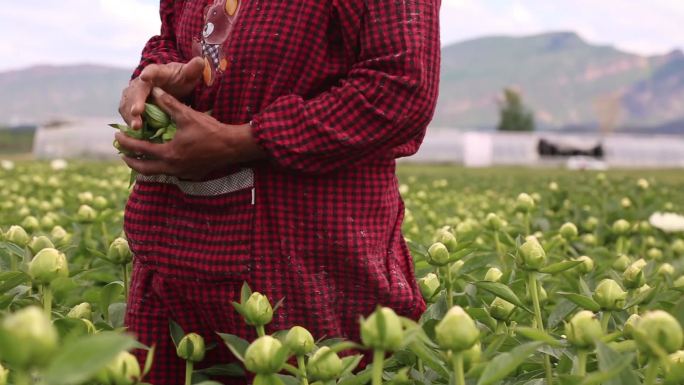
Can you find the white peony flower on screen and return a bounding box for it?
[50,159,68,171]
[0,160,15,170]
[649,212,684,233]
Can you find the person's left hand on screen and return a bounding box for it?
[115,87,264,180]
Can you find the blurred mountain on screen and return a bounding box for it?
[1,32,683,132]
[0,65,130,125]
[436,32,684,131]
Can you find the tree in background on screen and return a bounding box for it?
[497,88,535,131]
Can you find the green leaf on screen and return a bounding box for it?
[194,363,246,378]
[143,345,155,376]
[169,320,185,348]
[337,368,373,385]
[592,341,639,385]
[473,281,532,313]
[539,260,583,274]
[515,326,563,347]
[557,292,601,312]
[43,332,137,385]
[240,282,252,304]
[466,307,498,332]
[1,242,26,258]
[0,271,29,294]
[217,333,250,362]
[476,342,544,385]
[99,281,124,317]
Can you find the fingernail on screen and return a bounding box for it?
[152,87,165,98]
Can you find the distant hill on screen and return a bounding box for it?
[436,32,684,131]
[0,65,131,125]
[1,32,683,132]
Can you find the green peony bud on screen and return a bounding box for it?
[581,234,597,246]
[633,284,653,305]
[565,311,603,349]
[462,342,482,371]
[645,235,658,247]
[637,178,650,190]
[244,336,287,375]
[50,225,72,247]
[360,307,404,351]
[107,238,133,265]
[490,297,516,321]
[243,292,274,326]
[666,350,684,384]
[28,235,55,255]
[646,248,663,261]
[484,267,503,282]
[516,193,535,212]
[427,242,450,266]
[143,103,171,129]
[574,256,594,274]
[93,196,109,210]
[485,213,503,231]
[67,302,92,320]
[612,254,631,272]
[517,237,547,271]
[612,219,631,235]
[593,279,627,311]
[673,239,684,255]
[559,222,578,240]
[450,260,465,277]
[28,247,69,285]
[307,346,343,381]
[583,217,599,232]
[435,306,480,351]
[635,310,684,354]
[623,314,641,339]
[76,204,97,223]
[177,333,206,362]
[5,225,30,246]
[0,363,7,385]
[96,351,141,385]
[21,216,39,232]
[675,276,684,290]
[435,228,458,252]
[0,306,58,367]
[659,263,675,277]
[252,374,286,385]
[623,258,647,289]
[284,326,315,356]
[621,197,632,209]
[418,273,441,300]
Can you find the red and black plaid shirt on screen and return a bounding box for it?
[125,0,440,350]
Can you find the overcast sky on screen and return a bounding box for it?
[1,0,683,72]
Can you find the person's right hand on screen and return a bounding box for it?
[119,56,205,130]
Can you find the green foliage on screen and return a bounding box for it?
[497,88,535,131]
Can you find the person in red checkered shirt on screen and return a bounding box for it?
[115,0,440,383]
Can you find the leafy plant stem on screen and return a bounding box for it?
[601,312,611,333]
[256,325,266,337]
[296,355,309,385]
[372,349,385,385]
[451,350,465,385]
[43,284,52,319]
[528,272,553,385]
[184,360,193,385]
[446,262,454,308]
[576,350,588,376]
[643,357,659,385]
[122,264,129,302]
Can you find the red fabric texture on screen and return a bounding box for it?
[124,0,440,383]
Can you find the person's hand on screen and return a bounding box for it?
[119,57,205,130]
[115,87,265,180]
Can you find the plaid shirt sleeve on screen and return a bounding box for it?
[250,0,440,174]
[132,0,184,78]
